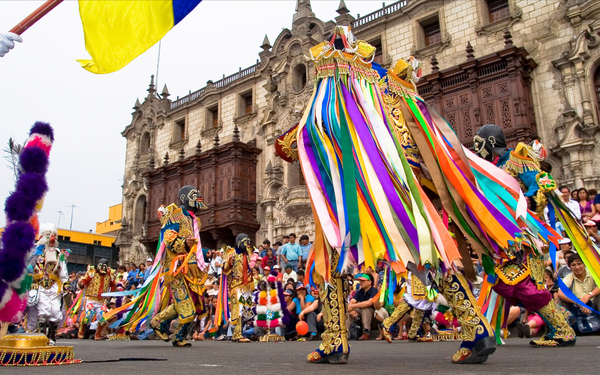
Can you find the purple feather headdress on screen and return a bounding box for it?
[0,122,54,322]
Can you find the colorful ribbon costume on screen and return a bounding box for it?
[294,27,495,365]
[77,259,116,340]
[221,234,255,343]
[103,185,208,347]
[471,125,579,347]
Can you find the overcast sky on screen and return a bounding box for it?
[0,0,385,233]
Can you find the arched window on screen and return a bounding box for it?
[140,132,150,154]
[134,195,147,234]
[292,64,307,93]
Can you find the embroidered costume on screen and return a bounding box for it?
[381,270,435,342]
[289,28,495,365]
[472,124,576,347]
[148,186,209,347]
[28,230,69,345]
[77,258,116,340]
[222,234,255,343]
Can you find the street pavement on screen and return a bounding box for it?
[3,336,599,375]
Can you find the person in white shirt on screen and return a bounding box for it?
[544,186,582,232]
[209,250,223,276]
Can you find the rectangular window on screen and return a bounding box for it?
[421,17,441,47]
[369,37,383,65]
[208,105,219,127]
[239,91,253,116]
[487,0,510,23]
[64,236,71,241]
[174,118,185,141]
[93,240,102,246]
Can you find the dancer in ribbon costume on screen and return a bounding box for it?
[380,270,436,343]
[102,186,208,347]
[297,27,495,365]
[29,230,68,345]
[376,53,577,348]
[223,234,255,343]
[148,186,209,347]
[77,258,116,340]
[470,125,578,347]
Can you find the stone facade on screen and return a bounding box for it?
[116,0,600,263]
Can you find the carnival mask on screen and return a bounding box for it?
[473,124,508,162]
[178,185,208,213]
[235,233,252,252]
[97,258,109,274]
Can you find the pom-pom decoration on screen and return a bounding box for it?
[0,122,53,322]
[254,278,290,331]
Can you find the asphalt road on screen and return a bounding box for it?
[3,336,599,375]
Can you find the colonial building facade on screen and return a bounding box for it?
[116,0,600,263]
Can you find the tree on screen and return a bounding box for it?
[3,138,23,181]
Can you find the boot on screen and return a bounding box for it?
[382,301,411,343]
[150,304,178,342]
[172,322,192,347]
[408,309,425,342]
[307,275,350,364]
[95,322,106,340]
[78,323,87,339]
[440,272,496,364]
[47,322,57,346]
[530,300,576,347]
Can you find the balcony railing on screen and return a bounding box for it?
[171,64,257,109]
[353,0,408,29]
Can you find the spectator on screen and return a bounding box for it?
[557,250,576,279]
[570,190,579,200]
[262,266,272,279]
[273,241,283,269]
[252,266,262,289]
[273,265,283,282]
[299,235,311,267]
[116,265,127,283]
[209,250,223,277]
[584,220,600,243]
[203,249,212,264]
[282,263,298,283]
[146,258,153,273]
[559,186,581,220]
[281,233,302,271]
[283,289,299,340]
[135,263,146,286]
[261,239,271,258]
[578,188,596,222]
[207,280,219,297]
[261,248,278,269]
[556,239,573,269]
[127,262,138,290]
[282,235,290,245]
[347,273,378,340]
[544,186,581,234]
[558,254,600,331]
[249,248,260,269]
[69,272,79,293]
[297,269,305,284]
[297,285,321,341]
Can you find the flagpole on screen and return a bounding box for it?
[9,0,64,35]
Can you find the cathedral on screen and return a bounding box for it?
[116,0,600,263]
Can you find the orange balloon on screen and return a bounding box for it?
[296,320,309,336]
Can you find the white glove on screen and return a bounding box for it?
[0,32,23,57]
